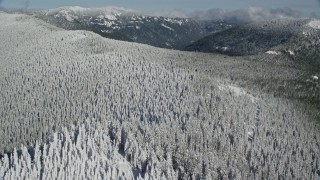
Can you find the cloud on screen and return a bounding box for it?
[150,9,188,18]
[189,7,302,23]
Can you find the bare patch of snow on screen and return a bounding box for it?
[164,18,183,25]
[218,84,257,103]
[227,85,247,96]
[308,20,320,29]
[222,47,229,51]
[68,33,88,41]
[53,9,79,22]
[302,31,310,37]
[247,130,254,141]
[288,50,295,55]
[313,75,319,80]
[161,24,174,31]
[97,21,115,27]
[266,51,280,55]
[65,14,74,22]
[98,14,117,21]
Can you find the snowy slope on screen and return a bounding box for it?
[308,20,320,29]
[45,6,135,17]
[32,6,234,49]
[0,12,320,180]
[185,18,320,69]
[185,18,309,55]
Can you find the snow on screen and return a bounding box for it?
[266,51,280,55]
[308,20,320,29]
[302,31,309,36]
[52,9,79,22]
[247,131,254,141]
[105,14,117,20]
[227,85,247,96]
[68,33,87,41]
[218,84,257,103]
[164,18,184,25]
[46,6,134,18]
[222,47,229,51]
[65,14,74,22]
[1,11,320,180]
[99,21,115,27]
[161,24,174,31]
[97,14,117,21]
[288,50,295,55]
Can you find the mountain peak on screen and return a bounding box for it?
[45,6,136,17]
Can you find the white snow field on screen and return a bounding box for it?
[308,20,320,29]
[0,12,320,179]
[265,50,280,55]
[46,6,133,18]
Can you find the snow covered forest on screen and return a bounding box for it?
[0,11,320,179]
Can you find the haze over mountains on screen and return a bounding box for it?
[0,6,320,180]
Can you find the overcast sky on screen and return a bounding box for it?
[0,0,319,18]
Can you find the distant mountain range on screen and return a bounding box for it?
[185,18,320,68]
[25,7,320,69]
[30,6,235,49]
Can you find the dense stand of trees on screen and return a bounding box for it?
[185,19,309,55]
[0,12,320,179]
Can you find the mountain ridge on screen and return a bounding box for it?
[30,6,235,49]
[185,18,320,69]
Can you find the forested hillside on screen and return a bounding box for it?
[30,7,234,50]
[185,18,320,70]
[185,19,306,54]
[0,12,320,179]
